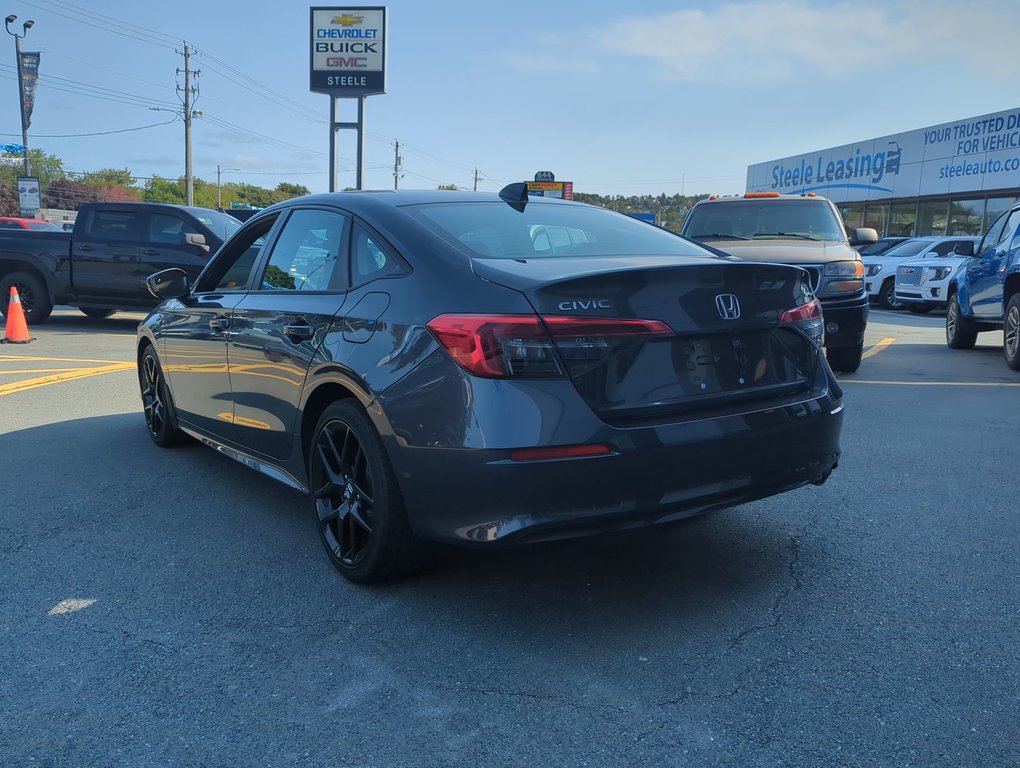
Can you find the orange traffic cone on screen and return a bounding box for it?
[2,286,32,343]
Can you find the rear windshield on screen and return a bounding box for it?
[401,201,713,259]
[684,199,846,241]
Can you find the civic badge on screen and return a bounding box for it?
[715,293,741,320]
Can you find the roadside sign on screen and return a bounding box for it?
[310,7,387,97]
[526,181,573,200]
[17,176,41,217]
[534,171,555,182]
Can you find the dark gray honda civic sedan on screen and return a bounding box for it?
[137,185,843,583]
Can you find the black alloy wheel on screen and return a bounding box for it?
[139,345,186,446]
[945,294,978,350]
[1005,294,1020,371]
[880,279,902,310]
[0,270,53,325]
[310,400,418,583]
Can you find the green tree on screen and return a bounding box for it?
[275,182,310,198]
[143,175,186,204]
[233,183,278,209]
[436,183,458,191]
[0,148,65,201]
[82,167,137,187]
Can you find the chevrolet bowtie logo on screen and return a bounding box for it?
[331,14,364,26]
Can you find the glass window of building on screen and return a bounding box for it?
[888,202,918,237]
[862,203,888,235]
[982,197,1016,234]
[916,199,949,236]
[840,204,865,231]
[947,199,984,235]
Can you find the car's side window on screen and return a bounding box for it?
[149,213,199,245]
[977,212,1008,254]
[195,215,279,293]
[87,210,145,242]
[256,209,349,292]
[998,210,1020,249]
[351,223,406,286]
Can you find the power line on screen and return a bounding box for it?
[0,118,178,138]
[16,0,179,50]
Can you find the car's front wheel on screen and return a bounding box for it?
[946,294,978,350]
[1005,294,1020,371]
[139,345,187,446]
[826,343,863,373]
[310,400,420,583]
[879,279,902,310]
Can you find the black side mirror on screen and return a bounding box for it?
[185,232,210,254]
[954,241,975,257]
[146,268,190,299]
[849,227,879,246]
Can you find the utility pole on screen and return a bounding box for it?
[473,168,479,192]
[216,164,222,209]
[4,15,34,177]
[177,44,199,206]
[392,140,401,190]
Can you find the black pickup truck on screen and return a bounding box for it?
[0,202,240,323]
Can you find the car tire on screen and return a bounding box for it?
[908,304,933,314]
[309,399,421,583]
[826,343,863,374]
[1005,294,1020,371]
[879,279,902,310]
[0,270,53,325]
[139,345,187,447]
[80,307,116,319]
[945,294,978,350]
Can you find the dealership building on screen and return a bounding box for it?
[746,106,1020,238]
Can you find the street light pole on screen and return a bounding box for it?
[4,14,34,177]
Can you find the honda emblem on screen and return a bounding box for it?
[715,293,741,320]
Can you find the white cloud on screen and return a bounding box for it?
[504,54,600,75]
[586,1,1020,82]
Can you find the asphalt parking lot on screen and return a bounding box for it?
[1,307,1017,768]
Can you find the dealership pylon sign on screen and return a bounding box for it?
[310,7,386,97]
[310,7,388,193]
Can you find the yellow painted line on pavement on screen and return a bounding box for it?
[0,354,126,364]
[0,362,135,396]
[0,368,85,374]
[861,337,896,360]
[842,379,1020,387]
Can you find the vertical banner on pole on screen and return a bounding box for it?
[19,52,40,128]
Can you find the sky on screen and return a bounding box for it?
[3,0,1020,199]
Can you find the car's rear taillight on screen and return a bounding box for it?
[780,297,824,342]
[426,314,673,379]
[780,298,822,325]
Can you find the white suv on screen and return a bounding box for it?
[863,236,974,309]
[894,236,979,313]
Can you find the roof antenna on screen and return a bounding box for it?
[498,182,529,212]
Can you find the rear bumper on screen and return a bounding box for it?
[379,354,843,546]
[819,291,869,349]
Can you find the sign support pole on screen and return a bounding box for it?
[331,97,366,191]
